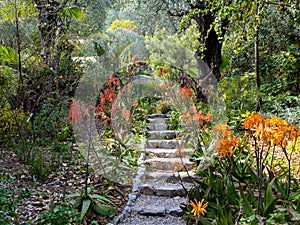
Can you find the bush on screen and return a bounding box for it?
[37,202,80,225]
[0,104,31,150]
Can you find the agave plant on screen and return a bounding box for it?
[65,187,115,222]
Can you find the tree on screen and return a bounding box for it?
[165,1,231,81]
[114,0,179,35]
[34,0,70,73]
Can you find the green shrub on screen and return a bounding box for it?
[0,186,32,224]
[37,202,80,225]
[0,104,31,149]
[155,100,173,114]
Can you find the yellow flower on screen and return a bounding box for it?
[190,198,208,218]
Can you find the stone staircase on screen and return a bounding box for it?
[116,114,195,225]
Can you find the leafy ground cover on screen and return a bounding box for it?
[0,147,131,225]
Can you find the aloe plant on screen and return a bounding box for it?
[65,187,115,222]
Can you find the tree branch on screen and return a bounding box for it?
[167,9,191,17]
[265,1,291,7]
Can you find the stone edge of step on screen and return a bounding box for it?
[108,145,147,225]
[147,114,170,119]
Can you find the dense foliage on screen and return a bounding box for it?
[0,0,299,224]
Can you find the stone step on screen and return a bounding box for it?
[144,158,195,172]
[143,170,196,184]
[129,194,186,216]
[146,140,184,149]
[141,184,188,197]
[148,130,178,139]
[147,114,170,119]
[145,148,194,158]
[146,117,169,123]
[148,123,173,131]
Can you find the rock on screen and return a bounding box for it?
[32,201,44,206]
[128,193,137,201]
[49,179,60,185]
[146,140,181,149]
[141,184,156,195]
[155,185,185,197]
[168,206,183,216]
[139,206,166,216]
[144,158,195,172]
[148,130,177,139]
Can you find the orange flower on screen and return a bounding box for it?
[215,137,239,157]
[204,112,212,122]
[178,87,193,99]
[243,111,265,130]
[159,67,168,76]
[188,106,197,115]
[190,199,208,218]
[213,123,239,157]
[181,112,192,124]
[195,110,212,126]
[244,112,300,147]
[213,123,231,137]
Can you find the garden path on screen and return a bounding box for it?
[111,113,195,225]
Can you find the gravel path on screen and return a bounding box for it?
[118,214,186,225]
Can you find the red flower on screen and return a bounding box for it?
[105,118,112,125]
[107,74,121,86]
[122,109,131,121]
[69,101,83,123]
[104,87,116,102]
[111,100,119,114]
[159,67,168,76]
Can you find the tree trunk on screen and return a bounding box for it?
[191,12,229,102]
[255,0,262,111]
[35,0,68,74]
[194,13,225,81]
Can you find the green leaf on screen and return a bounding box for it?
[264,198,278,217]
[289,192,300,212]
[199,216,211,225]
[65,193,81,199]
[87,187,92,195]
[225,175,238,205]
[91,202,114,216]
[0,46,18,66]
[265,179,275,210]
[91,194,115,205]
[240,188,254,217]
[73,199,82,209]
[63,6,85,20]
[80,199,91,221]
